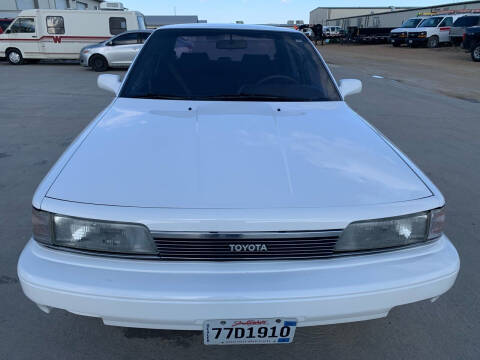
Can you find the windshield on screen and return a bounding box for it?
[453,16,480,27]
[401,18,423,28]
[420,17,443,27]
[120,29,341,102]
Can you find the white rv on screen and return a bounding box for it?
[0,9,145,64]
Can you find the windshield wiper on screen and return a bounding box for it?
[196,94,302,101]
[128,94,191,100]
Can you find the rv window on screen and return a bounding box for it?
[109,17,127,35]
[9,18,35,33]
[112,32,138,46]
[76,1,87,10]
[46,16,65,34]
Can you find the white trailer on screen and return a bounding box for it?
[0,9,145,64]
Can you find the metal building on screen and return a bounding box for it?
[309,7,413,25]
[323,1,480,28]
[144,15,201,29]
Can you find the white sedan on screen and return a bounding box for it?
[18,24,459,345]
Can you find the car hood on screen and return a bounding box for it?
[391,27,408,33]
[46,98,432,209]
[81,41,106,51]
[410,27,432,32]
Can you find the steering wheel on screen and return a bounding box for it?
[255,74,298,86]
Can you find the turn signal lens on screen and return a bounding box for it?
[32,208,52,245]
[428,207,445,240]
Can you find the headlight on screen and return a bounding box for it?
[82,49,91,54]
[419,31,427,38]
[335,208,445,252]
[32,208,157,255]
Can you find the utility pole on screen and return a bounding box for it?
[174,6,177,16]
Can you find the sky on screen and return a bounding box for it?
[121,0,445,24]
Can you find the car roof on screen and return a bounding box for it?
[120,29,153,33]
[158,23,298,33]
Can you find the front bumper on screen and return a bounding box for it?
[390,37,406,45]
[407,37,428,46]
[18,236,459,330]
[79,52,91,67]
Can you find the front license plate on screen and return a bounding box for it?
[203,318,297,345]
[409,39,413,43]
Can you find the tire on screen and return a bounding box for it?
[427,36,439,48]
[472,44,480,62]
[7,49,24,65]
[90,55,108,72]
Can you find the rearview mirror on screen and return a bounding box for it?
[216,39,247,49]
[97,74,121,95]
[338,79,362,98]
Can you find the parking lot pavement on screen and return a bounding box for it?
[320,44,480,102]
[0,58,479,360]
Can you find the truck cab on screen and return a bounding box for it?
[463,26,480,61]
[450,15,480,46]
[407,15,461,48]
[390,17,428,47]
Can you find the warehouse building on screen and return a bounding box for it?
[144,15,205,29]
[322,1,480,28]
[0,0,102,18]
[309,6,413,25]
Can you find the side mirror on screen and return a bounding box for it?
[338,79,362,98]
[106,41,113,46]
[97,74,121,95]
[6,29,11,34]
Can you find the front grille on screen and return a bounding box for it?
[153,231,342,261]
[408,32,420,38]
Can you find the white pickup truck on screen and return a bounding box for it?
[389,16,428,47]
[406,14,462,48]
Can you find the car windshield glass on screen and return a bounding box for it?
[453,16,479,27]
[401,18,423,28]
[420,17,443,27]
[120,29,341,102]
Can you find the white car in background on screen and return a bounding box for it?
[79,30,153,71]
[324,25,342,37]
[407,14,462,47]
[18,24,459,346]
[389,16,428,46]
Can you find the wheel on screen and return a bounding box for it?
[7,49,23,65]
[472,44,480,62]
[90,55,108,72]
[427,36,439,48]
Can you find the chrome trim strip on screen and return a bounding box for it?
[150,230,343,240]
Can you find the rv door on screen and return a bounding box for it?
[5,17,40,59]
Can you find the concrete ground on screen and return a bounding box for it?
[0,45,479,359]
